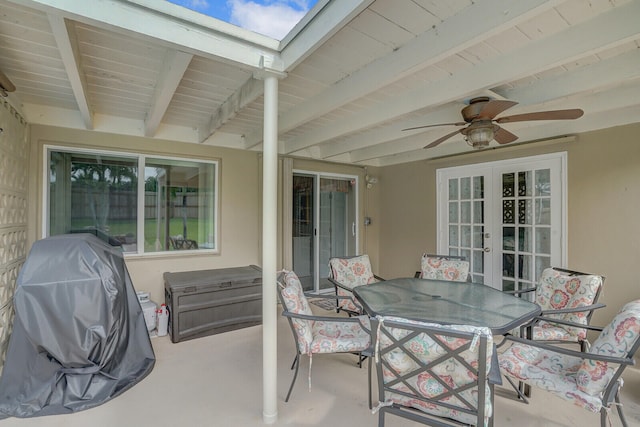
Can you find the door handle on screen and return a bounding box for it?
[484,247,491,252]
[352,222,356,236]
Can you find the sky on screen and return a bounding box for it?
[166,0,319,40]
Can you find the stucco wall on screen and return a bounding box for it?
[28,125,261,305]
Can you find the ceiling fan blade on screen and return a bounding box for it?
[496,109,584,124]
[424,129,462,149]
[476,100,518,120]
[493,126,518,144]
[402,122,466,131]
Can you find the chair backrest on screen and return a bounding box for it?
[328,255,377,290]
[372,316,493,426]
[535,267,604,339]
[277,270,314,354]
[576,299,640,397]
[420,253,470,282]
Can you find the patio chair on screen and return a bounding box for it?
[519,267,605,352]
[371,315,494,427]
[328,254,383,316]
[416,253,471,282]
[277,270,372,403]
[499,299,640,427]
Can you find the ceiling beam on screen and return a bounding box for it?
[144,50,193,137]
[495,48,640,105]
[13,0,278,71]
[243,0,561,148]
[283,0,640,155]
[47,14,93,129]
[279,0,375,70]
[199,77,264,143]
[320,104,463,159]
[326,50,640,161]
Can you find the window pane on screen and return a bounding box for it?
[49,150,138,251]
[460,177,471,199]
[144,158,216,252]
[48,149,218,255]
[449,179,458,200]
[460,201,471,223]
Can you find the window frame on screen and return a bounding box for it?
[42,144,220,256]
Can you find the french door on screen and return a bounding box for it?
[292,171,358,292]
[437,153,566,292]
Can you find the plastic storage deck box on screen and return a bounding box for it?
[164,265,262,343]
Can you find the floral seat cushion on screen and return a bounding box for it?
[279,270,315,353]
[500,299,640,411]
[576,300,640,396]
[499,341,602,412]
[329,255,379,313]
[377,316,493,426]
[420,254,470,282]
[532,268,603,341]
[280,270,371,355]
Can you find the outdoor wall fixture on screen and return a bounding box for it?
[365,174,378,189]
[0,70,16,97]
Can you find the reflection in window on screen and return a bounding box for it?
[48,148,217,254]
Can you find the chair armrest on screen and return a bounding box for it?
[526,315,605,332]
[540,303,606,316]
[304,292,353,302]
[503,286,536,296]
[328,277,354,292]
[502,335,635,366]
[281,310,370,333]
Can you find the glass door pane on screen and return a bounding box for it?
[498,163,561,297]
[447,174,488,284]
[318,177,357,291]
[292,174,314,291]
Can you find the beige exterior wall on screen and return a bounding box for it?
[28,125,261,305]
[377,122,640,367]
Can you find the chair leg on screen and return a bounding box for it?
[504,376,529,404]
[368,354,372,410]
[290,354,297,370]
[615,391,629,427]
[285,354,301,403]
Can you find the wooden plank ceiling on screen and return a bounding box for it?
[0,0,638,166]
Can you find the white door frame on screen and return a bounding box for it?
[436,152,568,288]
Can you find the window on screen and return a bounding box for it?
[46,147,218,254]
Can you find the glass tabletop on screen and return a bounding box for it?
[353,278,541,335]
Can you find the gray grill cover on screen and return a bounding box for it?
[0,234,155,418]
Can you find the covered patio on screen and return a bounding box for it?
[0,0,639,425]
[0,312,639,427]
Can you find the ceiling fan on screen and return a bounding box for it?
[402,97,584,149]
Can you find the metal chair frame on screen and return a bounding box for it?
[277,277,372,404]
[501,330,639,427]
[328,255,384,316]
[371,317,492,427]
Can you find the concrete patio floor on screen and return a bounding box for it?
[1,306,639,427]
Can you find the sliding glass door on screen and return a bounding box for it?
[292,172,358,292]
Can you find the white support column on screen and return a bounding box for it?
[261,73,279,425]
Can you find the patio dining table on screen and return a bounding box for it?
[352,277,541,335]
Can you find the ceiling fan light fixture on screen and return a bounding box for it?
[464,125,494,148]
